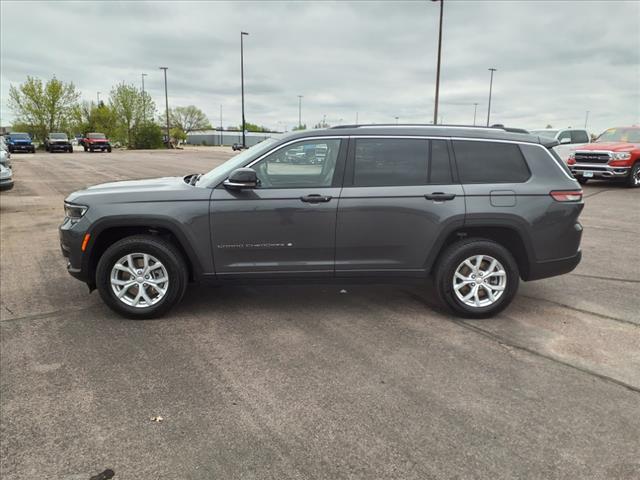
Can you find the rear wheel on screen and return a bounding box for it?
[627,162,640,188]
[434,239,519,318]
[96,235,188,319]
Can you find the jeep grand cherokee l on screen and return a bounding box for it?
[60,125,583,319]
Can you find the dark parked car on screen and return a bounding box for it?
[232,143,245,151]
[60,125,583,319]
[5,132,35,153]
[44,132,73,153]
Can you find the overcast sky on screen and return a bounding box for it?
[1,0,639,134]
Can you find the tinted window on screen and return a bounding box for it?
[557,130,571,142]
[253,139,340,188]
[570,130,589,144]
[353,139,451,187]
[453,140,530,183]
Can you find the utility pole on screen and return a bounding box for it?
[240,31,249,148]
[355,112,359,125]
[141,73,147,122]
[97,91,101,106]
[220,104,223,146]
[159,67,170,147]
[486,67,497,126]
[297,95,303,129]
[395,116,399,125]
[584,110,590,129]
[432,0,444,125]
[473,103,478,126]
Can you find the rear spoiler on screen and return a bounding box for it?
[540,138,559,148]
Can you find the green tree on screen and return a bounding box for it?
[110,83,145,147]
[68,101,118,139]
[238,122,272,132]
[134,122,164,149]
[170,127,188,144]
[292,124,307,131]
[8,76,80,140]
[167,105,211,134]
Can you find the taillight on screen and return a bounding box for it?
[550,190,583,202]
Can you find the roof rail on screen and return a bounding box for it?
[330,123,530,134]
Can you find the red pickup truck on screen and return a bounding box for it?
[80,132,112,153]
[568,126,640,188]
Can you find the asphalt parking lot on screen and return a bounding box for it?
[1,148,639,479]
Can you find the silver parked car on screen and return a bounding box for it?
[0,163,14,191]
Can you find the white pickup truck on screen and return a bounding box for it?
[530,128,591,162]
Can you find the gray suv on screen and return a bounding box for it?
[60,125,584,319]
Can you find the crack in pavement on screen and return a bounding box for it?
[519,294,639,327]
[0,305,99,324]
[402,290,640,395]
[569,273,640,284]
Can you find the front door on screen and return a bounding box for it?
[211,138,346,278]
[335,137,465,276]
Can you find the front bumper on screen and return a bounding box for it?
[570,163,630,179]
[0,178,14,191]
[49,142,71,151]
[87,143,110,150]
[9,144,33,152]
[59,217,90,282]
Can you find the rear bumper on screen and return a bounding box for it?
[526,250,581,281]
[570,163,630,179]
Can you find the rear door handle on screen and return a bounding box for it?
[300,194,333,203]
[425,192,456,201]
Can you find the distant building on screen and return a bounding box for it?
[186,129,279,147]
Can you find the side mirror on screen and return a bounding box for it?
[224,167,258,189]
[559,137,571,144]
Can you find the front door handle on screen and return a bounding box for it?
[425,192,456,201]
[300,194,333,203]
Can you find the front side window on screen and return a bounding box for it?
[557,130,571,142]
[453,140,530,184]
[352,138,452,187]
[253,139,341,189]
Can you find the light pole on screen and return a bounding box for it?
[97,91,101,106]
[395,116,399,125]
[220,104,223,146]
[240,31,249,148]
[297,95,303,129]
[355,112,359,125]
[473,102,478,126]
[159,67,170,147]
[432,0,444,125]
[486,67,497,126]
[141,73,147,122]
[584,110,590,129]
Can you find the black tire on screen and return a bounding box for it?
[96,235,189,319]
[69,146,73,153]
[434,238,519,319]
[31,147,36,153]
[107,146,112,153]
[627,162,640,188]
[576,177,588,185]
[83,145,88,152]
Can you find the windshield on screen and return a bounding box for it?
[596,128,640,143]
[10,133,30,140]
[197,137,280,186]
[50,133,67,139]
[530,130,558,138]
[88,133,106,139]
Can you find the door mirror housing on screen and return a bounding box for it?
[224,167,258,189]
[559,137,571,144]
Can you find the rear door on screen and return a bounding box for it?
[335,136,465,276]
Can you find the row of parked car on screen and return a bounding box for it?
[0,136,14,191]
[1,132,112,154]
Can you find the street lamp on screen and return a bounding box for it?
[141,73,147,122]
[473,102,478,126]
[432,0,444,125]
[486,67,497,126]
[297,95,303,129]
[159,67,170,147]
[97,91,101,106]
[584,110,590,129]
[240,31,249,148]
[395,116,399,125]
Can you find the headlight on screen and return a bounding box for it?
[64,202,88,219]
[613,152,631,160]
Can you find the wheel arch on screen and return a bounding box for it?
[83,216,202,288]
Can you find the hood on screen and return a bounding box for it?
[578,142,638,152]
[66,176,191,204]
[86,137,108,142]
[50,138,69,143]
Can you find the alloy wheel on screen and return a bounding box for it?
[453,255,507,308]
[110,253,169,308]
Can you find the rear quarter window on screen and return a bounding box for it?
[452,140,530,183]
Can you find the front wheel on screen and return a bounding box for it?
[434,239,519,318]
[96,235,189,319]
[627,162,640,188]
[107,146,112,153]
[69,146,73,153]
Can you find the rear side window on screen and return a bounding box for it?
[570,130,589,143]
[453,140,530,183]
[353,138,452,187]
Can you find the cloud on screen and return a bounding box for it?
[1,0,638,133]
